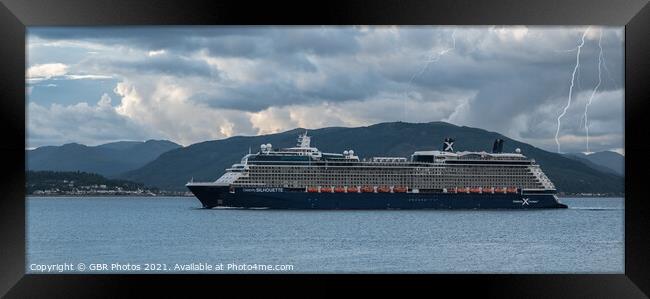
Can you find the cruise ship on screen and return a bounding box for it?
[186,132,567,209]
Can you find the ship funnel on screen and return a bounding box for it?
[442,138,455,152]
[492,139,504,153]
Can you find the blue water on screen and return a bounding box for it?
[26,197,624,273]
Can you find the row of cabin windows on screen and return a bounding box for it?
[236,177,542,186]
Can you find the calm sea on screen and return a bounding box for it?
[26,197,623,274]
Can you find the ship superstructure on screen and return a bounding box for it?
[187,132,566,209]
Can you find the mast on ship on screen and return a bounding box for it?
[297,130,311,148]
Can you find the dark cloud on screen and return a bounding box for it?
[27,26,624,153]
[29,26,363,58]
[122,55,219,77]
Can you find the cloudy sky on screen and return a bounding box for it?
[26,26,624,154]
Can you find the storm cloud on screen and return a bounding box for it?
[27,26,624,154]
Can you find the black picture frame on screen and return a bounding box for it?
[1,0,648,297]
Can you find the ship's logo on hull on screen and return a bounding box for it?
[513,198,533,206]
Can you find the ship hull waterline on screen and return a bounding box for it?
[187,185,568,209]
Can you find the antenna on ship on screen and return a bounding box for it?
[297,130,311,148]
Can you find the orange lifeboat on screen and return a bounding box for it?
[457,187,468,193]
[377,186,391,193]
[361,186,374,193]
[483,187,494,194]
[307,187,319,193]
[334,187,345,193]
[469,187,481,193]
[347,186,359,193]
[393,186,407,193]
[494,187,506,193]
[506,187,518,194]
[321,187,332,193]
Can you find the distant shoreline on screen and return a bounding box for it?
[558,195,625,198]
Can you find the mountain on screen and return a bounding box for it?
[120,122,624,194]
[27,140,181,177]
[565,151,624,176]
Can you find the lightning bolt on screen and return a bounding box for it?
[421,29,457,67]
[583,29,603,154]
[403,29,457,120]
[599,35,621,90]
[555,27,589,153]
